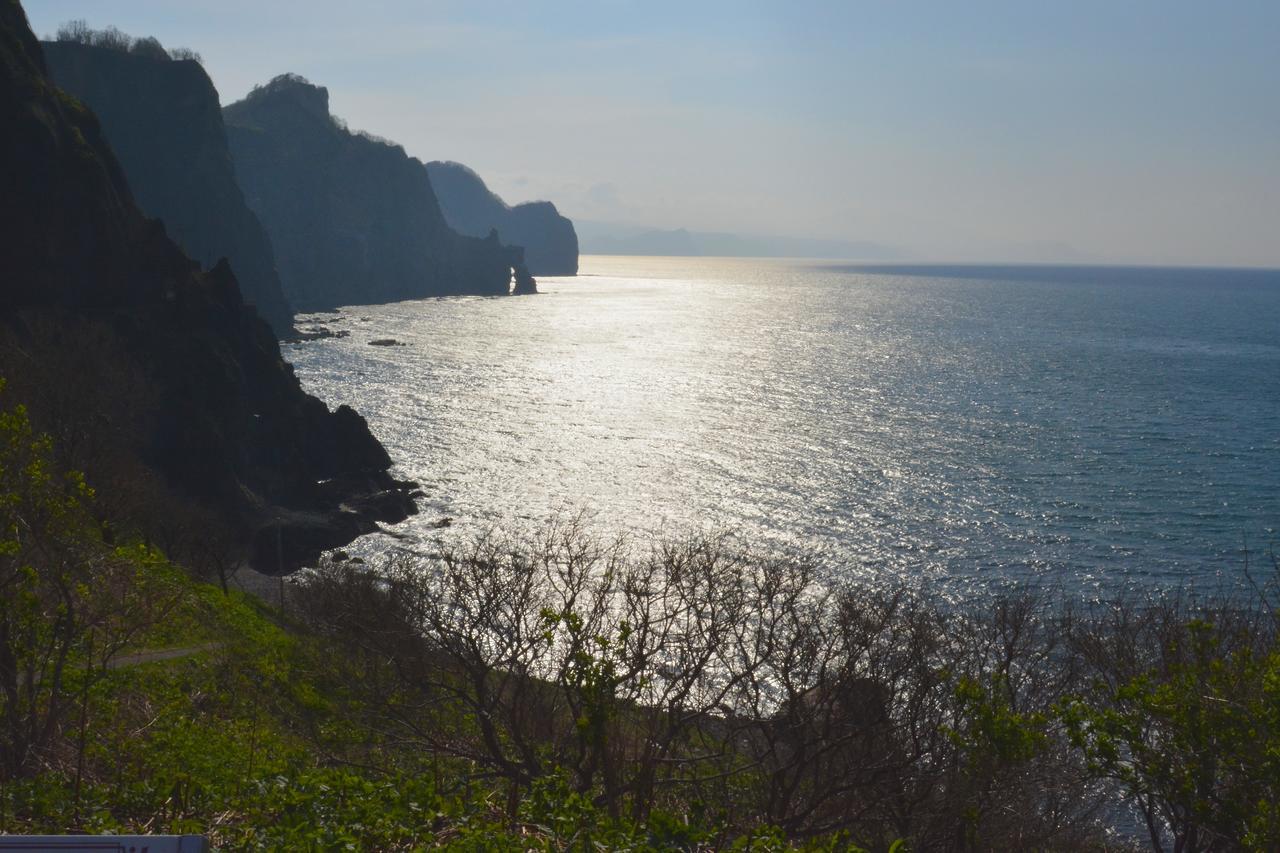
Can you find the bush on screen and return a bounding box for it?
[1062,600,1280,851]
[0,382,179,779]
[296,525,1112,849]
[3,387,1273,848]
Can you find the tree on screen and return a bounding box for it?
[53,19,92,44]
[128,35,168,61]
[0,382,171,778]
[167,47,202,64]
[1062,609,1280,852]
[295,525,1111,848]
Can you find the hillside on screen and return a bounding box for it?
[0,2,415,573]
[427,160,579,276]
[224,75,529,310]
[41,38,295,337]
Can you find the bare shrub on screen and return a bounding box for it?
[51,21,200,63]
[167,47,202,64]
[87,26,132,53]
[53,19,92,44]
[295,524,1117,848]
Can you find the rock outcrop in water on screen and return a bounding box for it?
[224,74,526,310]
[0,3,415,573]
[40,38,295,337]
[512,262,538,295]
[427,160,578,276]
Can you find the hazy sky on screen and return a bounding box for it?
[23,1,1280,266]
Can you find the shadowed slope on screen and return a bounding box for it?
[225,74,522,310]
[427,160,578,276]
[42,39,295,336]
[0,1,415,573]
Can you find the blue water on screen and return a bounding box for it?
[285,257,1280,599]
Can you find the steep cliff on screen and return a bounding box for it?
[427,161,579,276]
[41,39,295,337]
[224,75,521,310]
[0,2,414,573]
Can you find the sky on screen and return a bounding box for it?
[23,1,1280,266]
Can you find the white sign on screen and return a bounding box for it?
[0,837,207,853]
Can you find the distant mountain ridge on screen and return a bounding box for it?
[41,38,296,336]
[224,74,529,310]
[575,221,906,261]
[426,160,578,275]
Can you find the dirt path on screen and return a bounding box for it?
[104,644,220,670]
[29,644,220,685]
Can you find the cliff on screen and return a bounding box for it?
[224,75,523,310]
[0,2,415,573]
[40,39,295,337]
[427,160,579,276]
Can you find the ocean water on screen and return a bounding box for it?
[285,256,1280,599]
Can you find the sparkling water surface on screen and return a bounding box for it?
[284,256,1280,598]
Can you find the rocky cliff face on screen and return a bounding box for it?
[0,2,414,573]
[427,160,579,276]
[41,40,295,337]
[224,75,521,311]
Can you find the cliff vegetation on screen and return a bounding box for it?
[4,3,1277,850]
[51,19,202,64]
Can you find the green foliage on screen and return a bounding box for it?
[510,771,868,852]
[52,86,89,118]
[229,770,441,850]
[949,675,1048,765]
[0,382,114,777]
[8,375,1279,850]
[0,487,854,850]
[540,605,629,770]
[1061,618,1280,850]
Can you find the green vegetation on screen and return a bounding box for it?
[1,384,1278,850]
[1061,615,1280,850]
[0,385,870,849]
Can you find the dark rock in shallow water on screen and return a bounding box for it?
[0,5,414,574]
[223,74,520,310]
[289,326,350,342]
[250,476,418,573]
[427,160,578,276]
[41,40,295,338]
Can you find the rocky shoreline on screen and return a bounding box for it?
[248,473,420,575]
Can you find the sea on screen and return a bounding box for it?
[284,256,1280,601]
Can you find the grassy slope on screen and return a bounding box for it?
[0,550,852,852]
